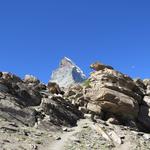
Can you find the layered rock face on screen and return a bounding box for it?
[2,60,150,150]
[138,79,150,130]
[0,72,83,128]
[85,69,142,120]
[1,60,150,132]
[65,63,147,127]
[50,57,86,88]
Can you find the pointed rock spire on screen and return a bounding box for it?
[50,57,86,87]
[60,57,74,68]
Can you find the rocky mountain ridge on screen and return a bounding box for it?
[1,58,150,150]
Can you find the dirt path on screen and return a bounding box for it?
[48,119,93,150]
[114,141,133,150]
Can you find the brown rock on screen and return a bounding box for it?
[85,68,141,120]
[87,69,142,103]
[134,79,146,95]
[47,82,64,95]
[86,87,139,120]
[90,62,113,71]
[0,72,2,78]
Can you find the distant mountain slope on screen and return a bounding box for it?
[50,57,86,87]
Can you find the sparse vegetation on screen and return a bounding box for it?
[83,79,91,87]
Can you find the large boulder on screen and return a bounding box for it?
[84,68,142,120]
[64,84,87,107]
[50,57,86,88]
[41,95,83,126]
[0,73,42,126]
[90,62,114,71]
[0,93,37,127]
[0,72,43,106]
[138,80,150,130]
[86,87,139,119]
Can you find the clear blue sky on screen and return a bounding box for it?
[0,0,150,83]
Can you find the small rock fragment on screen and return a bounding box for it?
[143,134,150,140]
[63,127,68,132]
[55,136,61,140]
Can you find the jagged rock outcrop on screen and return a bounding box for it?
[0,72,43,106]
[0,72,83,128]
[65,64,145,124]
[138,79,150,130]
[0,72,41,126]
[64,61,150,131]
[2,60,150,150]
[1,60,150,150]
[64,84,87,107]
[84,68,143,120]
[50,57,86,88]
[41,96,83,126]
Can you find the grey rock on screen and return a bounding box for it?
[138,105,150,130]
[143,134,150,140]
[0,105,37,127]
[143,96,150,107]
[84,114,92,119]
[63,127,68,131]
[106,117,120,125]
[2,72,22,83]
[78,107,88,113]
[55,136,61,140]
[87,103,102,115]
[146,85,150,95]
[31,144,38,150]
[24,75,40,84]
[108,131,122,145]
[0,83,9,93]
[134,78,146,95]
[64,84,88,108]
[41,96,83,126]
[143,79,150,86]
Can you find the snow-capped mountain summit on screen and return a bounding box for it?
[50,57,86,87]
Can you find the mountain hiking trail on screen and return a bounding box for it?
[48,119,94,150]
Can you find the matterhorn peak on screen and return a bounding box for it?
[60,57,74,67]
[50,57,86,87]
